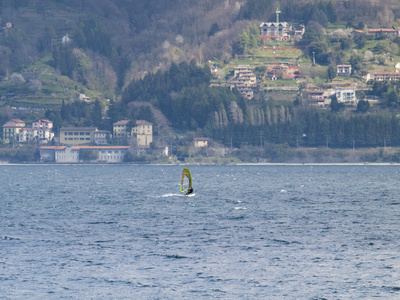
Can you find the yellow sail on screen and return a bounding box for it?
[180,167,192,193]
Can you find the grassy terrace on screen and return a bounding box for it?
[0,54,103,109]
[211,26,400,99]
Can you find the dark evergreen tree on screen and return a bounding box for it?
[356,100,370,113]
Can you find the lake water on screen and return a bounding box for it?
[1,164,400,299]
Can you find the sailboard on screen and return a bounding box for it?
[180,167,194,196]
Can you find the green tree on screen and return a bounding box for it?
[387,90,398,107]
[340,37,353,50]
[356,100,370,113]
[208,23,219,37]
[330,95,345,112]
[91,100,103,128]
[349,54,363,72]
[300,21,325,46]
[327,64,336,82]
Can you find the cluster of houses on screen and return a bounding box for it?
[42,119,154,163]
[2,117,210,163]
[2,119,54,144]
[230,65,257,100]
[1,118,154,163]
[225,12,400,105]
[306,87,359,107]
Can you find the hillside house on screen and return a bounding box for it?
[368,72,400,82]
[113,120,130,138]
[62,34,71,44]
[292,24,305,40]
[234,65,252,77]
[307,89,334,107]
[230,65,257,100]
[32,119,54,141]
[2,119,25,144]
[337,65,352,76]
[77,93,90,102]
[131,120,153,148]
[32,119,53,130]
[59,127,97,145]
[368,28,400,37]
[94,130,111,145]
[194,138,208,148]
[336,87,357,105]
[259,22,291,40]
[267,64,300,80]
[19,128,39,143]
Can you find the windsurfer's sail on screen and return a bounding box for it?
[180,167,193,193]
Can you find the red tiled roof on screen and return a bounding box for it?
[39,146,66,150]
[71,146,130,150]
[369,28,396,33]
[336,87,356,90]
[2,122,24,128]
[113,120,130,126]
[136,120,152,125]
[374,72,400,75]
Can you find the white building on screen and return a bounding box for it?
[337,65,352,76]
[25,119,55,142]
[32,119,53,130]
[259,22,291,40]
[336,87,357,105]
[194,138,209,148]
[39,146,130,163]
[19,128,38,142]
[94,130,111,145]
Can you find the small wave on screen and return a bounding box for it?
[87,221,118,225]
[3,236,20,240]
[162,254,188,259]
[234,207,247,210]
[161,193,181,197]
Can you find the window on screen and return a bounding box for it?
[80,132,84,135]
[74,132,78,135]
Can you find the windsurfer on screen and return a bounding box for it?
[180,167,194,196]
[186,187,194,195]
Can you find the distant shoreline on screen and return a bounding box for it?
[1,161,399,166]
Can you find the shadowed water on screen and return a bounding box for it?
[1,165,400,299]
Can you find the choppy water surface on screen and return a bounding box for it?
[1,164,400,299]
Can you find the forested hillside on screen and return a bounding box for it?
[2,0,400,159]
[1,0,400,96]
